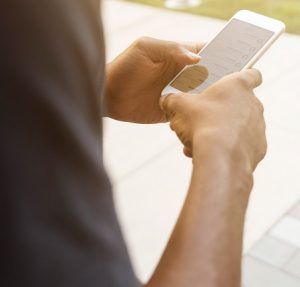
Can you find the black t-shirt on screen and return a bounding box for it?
[0,1,138,286]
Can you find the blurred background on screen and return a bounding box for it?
[126,0,300,34]
[102,0,300,286]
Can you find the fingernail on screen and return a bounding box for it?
[187,51,201,60]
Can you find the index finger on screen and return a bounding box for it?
[238,68,263,89]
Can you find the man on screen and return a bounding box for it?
[0,1,266,286]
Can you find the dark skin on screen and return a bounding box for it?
[106,37,267,287]
[106,37,203,123]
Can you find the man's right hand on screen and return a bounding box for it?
[160,69,267,173]
[148,69,266,287]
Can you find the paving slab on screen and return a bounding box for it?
[243,256,300,287]
[243,128,300,251]
[283,251,300,278]
[270,216,300,248]
[248,235,296,267]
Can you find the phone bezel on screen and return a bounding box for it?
[161,10,285,96]
[235,10,285,33]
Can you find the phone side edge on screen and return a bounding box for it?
[243,26,285,70]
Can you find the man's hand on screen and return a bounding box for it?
[105,37,203,123]
[146,70,267,287]
[160,69,267,172]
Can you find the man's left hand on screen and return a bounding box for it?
[105,37,204,123]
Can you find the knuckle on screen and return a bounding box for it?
[259,102,265,114]
[169,42,184,58]
[169,47,179,58]
[254,97,265,114]
[169,119,176,131]
[133,36,151,48]
[260,140,268,160]
[171,42,181,51]
[169,122,174,131]
[220,73,248,92]
[177,130,190,148]
[206,83,228,99]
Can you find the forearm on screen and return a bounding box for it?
[146,147,253,287]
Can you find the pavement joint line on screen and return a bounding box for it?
[245,254,300,280]
[249,234,298,269]
[281,250,300,273]
[266,234,300,250]
[246,201,300,278]
[113,140,180,185]
[247,200,300,253]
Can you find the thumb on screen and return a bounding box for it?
[159,93,182,115]
[159,93,172,113]
[173,46,202,65]
[138,37,201,65]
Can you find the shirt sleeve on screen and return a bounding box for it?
[0,1,138,286]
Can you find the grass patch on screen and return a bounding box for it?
[125,0,300,34]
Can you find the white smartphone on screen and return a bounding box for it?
[161,10,285,96]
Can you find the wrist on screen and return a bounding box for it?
[191,131,254,201]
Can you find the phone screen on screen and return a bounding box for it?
[170,19,274,93]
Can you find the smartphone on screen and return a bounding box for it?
[161,10,285,96]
